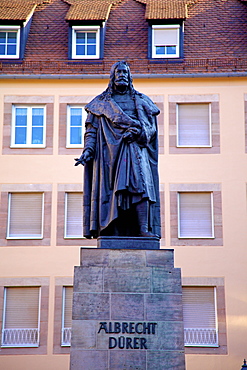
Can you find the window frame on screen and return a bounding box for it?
[1,286,41,348]
[176,103,212,148]
[0,25,20,59]
[178,192,215,239]
[182,286,219,348]
[11,105,46,148]
[71,25,100,59]
[66,105,86,148]
[7,192,45,240]
[152,24,181,59]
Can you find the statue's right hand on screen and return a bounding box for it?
[74,150,92,166]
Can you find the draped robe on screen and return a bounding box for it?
[82,91,161,238]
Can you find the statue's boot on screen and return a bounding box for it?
[136,200,157,237]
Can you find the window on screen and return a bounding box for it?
[72,26,100,59]
[11,106,46,148]
[65,192,83,238]
[7,192,44,239]
[67,106,86,148]
[1,287,40,347]
[152,25,180,58]
[0,26,20,59]
[178,192,214,239]
[182,286,218,347]
[61,286,73,346]
[177,103,211,147]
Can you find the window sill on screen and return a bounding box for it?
[10,145,46,149]
[66,145,84,149]
[6,237,43,240]
[64,237,85,239]
[176,145,212,148]
[1,344,39,348]
[67,59,103,65]
[178,237,215,239]
[149,58,184,64]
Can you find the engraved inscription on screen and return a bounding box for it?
[97,321,158,349]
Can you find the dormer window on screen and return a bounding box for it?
[72,26,100,59]
[152,25,180,58]
[0,26,20,59]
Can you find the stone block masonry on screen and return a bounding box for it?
[70,248,185,370]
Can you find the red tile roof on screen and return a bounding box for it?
[145,0,187,19]
[1,0,247,76]
[0,0,48,21]
[63,0,123,21]
[63,0,192,21]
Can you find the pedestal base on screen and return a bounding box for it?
[97,236,160,249]
[70,247,185,370]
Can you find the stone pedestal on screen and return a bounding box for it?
[70,246,185,370]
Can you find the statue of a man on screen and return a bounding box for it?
[75,61,161,239]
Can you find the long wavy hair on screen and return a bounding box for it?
[99,61,139,100]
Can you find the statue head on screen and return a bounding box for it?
[100,61,136,100]
[110,61,132,89]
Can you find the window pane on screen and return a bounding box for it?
[87,32,96,44]
[76,32,85,43]
[7,32,17,43]
[0,32,6,43]
[167,46,176,55]
[156,46,165,55]
[15,108,27,144]
[87,45,96,55]
[16,108,27,126]
[76,45,85,55]
[0,44,5,54]
[32,127,43,144]
[70,108,82,126]
[32,108,44,126]
[7,44,16,55]
[70,127,82,145]
[15,127,27,144]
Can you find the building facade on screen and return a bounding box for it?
[0,0,247,369]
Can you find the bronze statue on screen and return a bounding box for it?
[75,61,161,239]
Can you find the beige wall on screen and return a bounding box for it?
[0,76,247,370]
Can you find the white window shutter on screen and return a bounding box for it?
[154,28,178,46]
[61,286,73,346]
[4,287,40,329]
[63,287,73,328]
[8,193,43,238]
[178,192,214,238]
[182,287,216,329]
[182,286,218,346]
[65,192,83,238]
[177,103,211,147]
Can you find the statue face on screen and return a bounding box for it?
[114,64,129,88]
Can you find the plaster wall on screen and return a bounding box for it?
[0,76,246,370]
